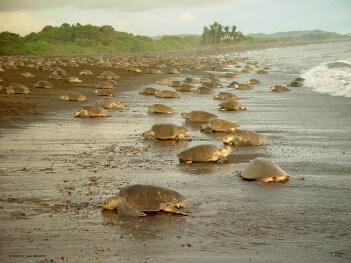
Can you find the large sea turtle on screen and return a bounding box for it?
[177,144,232,163]
[181,111,217,123]
[94,89,115,96]
[240,157,289,183]
[74,106,109,117]
[155,90,179,98]
[102,184,186,216]
[195,86,214,94]
[5,83,30,94]
[60,92,87,101]
[213,92,238,100]
[223,129,266,146]
[176,83,196,92]
[148,104,174,114]
[139,87,159,95]
[97,71,119,80]
[96,98,124,110]
[201,118,239,133]
[219,100,246,111]
[33,80,53,89]
[271,85,290,92]
[143,124,189,140]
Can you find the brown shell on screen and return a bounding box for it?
[219,100,246,111]
[82,106,109,117]
[177,144,218,162]
[240,157,288,180]
[205,118,239,132]
[151,124,186,139]
[214,92,238,100]
[223,129,266,146]
[149,104,174,114]
[139,87,159,95]
[183,111,217,123]
[156,90,179,98]
[119,184,185,212]
[33,80,53,89]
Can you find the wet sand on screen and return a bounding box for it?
[1,50,351,262]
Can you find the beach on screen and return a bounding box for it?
[0,41,351,263]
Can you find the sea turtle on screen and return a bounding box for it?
[176,83,196,92]
[97,71,119,80]
[234,83,253,90]
[240,157,289,183]
[66,77,82,83]
[181,111,217,123]
[21,72,34,78]
[155,90,179,98]
[247,79,260,85]
[228,81,240,89]
[271,85,290,92]
[139,87,159,95]
[102,184,186,216]
[223,129,266,146]
[95,80,118,89]
[156,79,171,85]
[201,118,239,133]
[5,83,30,94]
[96,98,124,110]
[169,80,181,88]
[195,86,214,94]
[74,106,109,118]
[33,80,54,89]
[177,144,232,163]
[288,80,303,87]
[60,92,87,101]
[256,69,268,74]
[80,70,93,75]
[167,69,180,74]
[219,100,246,111]
[224,72,237,78]
[148,104,174,114]
[214,92,238,100]
[143,124,189,140]
[94,89,115,96]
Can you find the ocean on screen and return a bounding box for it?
[243,41,351,98]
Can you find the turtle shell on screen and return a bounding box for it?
[214,92,238,100]
[119,184,185,212]
[207,118,239,132]
[149,104,174,114]
[139,87,159,95]
[82,106,109,117]
[219,100,245,111]
[240,157,288,180]
[224,129,266,146]
[96,98,123,109]
[33,80,53,89]
[65,92,86,101]
[184,111,217,123]
[177,144,218,162]
[156,90,179,98]
[151,124,186,139]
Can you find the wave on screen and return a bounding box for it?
[302,60,351,98]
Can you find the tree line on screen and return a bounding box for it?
[202,22,245,44]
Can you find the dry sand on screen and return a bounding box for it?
[0,49,350,263]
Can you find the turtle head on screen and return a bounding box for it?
[74,109,88,117]
[142,130,154,140]
[200,122,211,132]
[59,95,67,100]
[271,86,277,91]
[219,145,232,157]
[223,135,234,145]
[181,112,189,120]
[102,196,122,210]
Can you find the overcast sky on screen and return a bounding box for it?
[0,0,350,36]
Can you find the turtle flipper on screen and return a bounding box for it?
[118,202,146,217]
[163,205,188,216]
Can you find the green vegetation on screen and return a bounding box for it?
[0,23,349,56]
[0,23,200,55]
[201,22,248,44]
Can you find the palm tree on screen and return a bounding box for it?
[231,25,237,40]
[224,26,230,41]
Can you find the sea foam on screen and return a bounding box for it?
[302,60,351,98]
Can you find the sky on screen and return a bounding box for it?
[0,0,350,36]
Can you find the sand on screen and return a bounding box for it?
[0,47,350,263]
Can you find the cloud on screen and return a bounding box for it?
[0,0,232,11]
[0,11,48,35]
[179,12,196,22]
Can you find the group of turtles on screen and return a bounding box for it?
[103,60,301,217]
[0,54,302,217]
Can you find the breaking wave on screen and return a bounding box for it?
[302,60,351,98]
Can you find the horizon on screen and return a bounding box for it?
[0,0,350,36]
